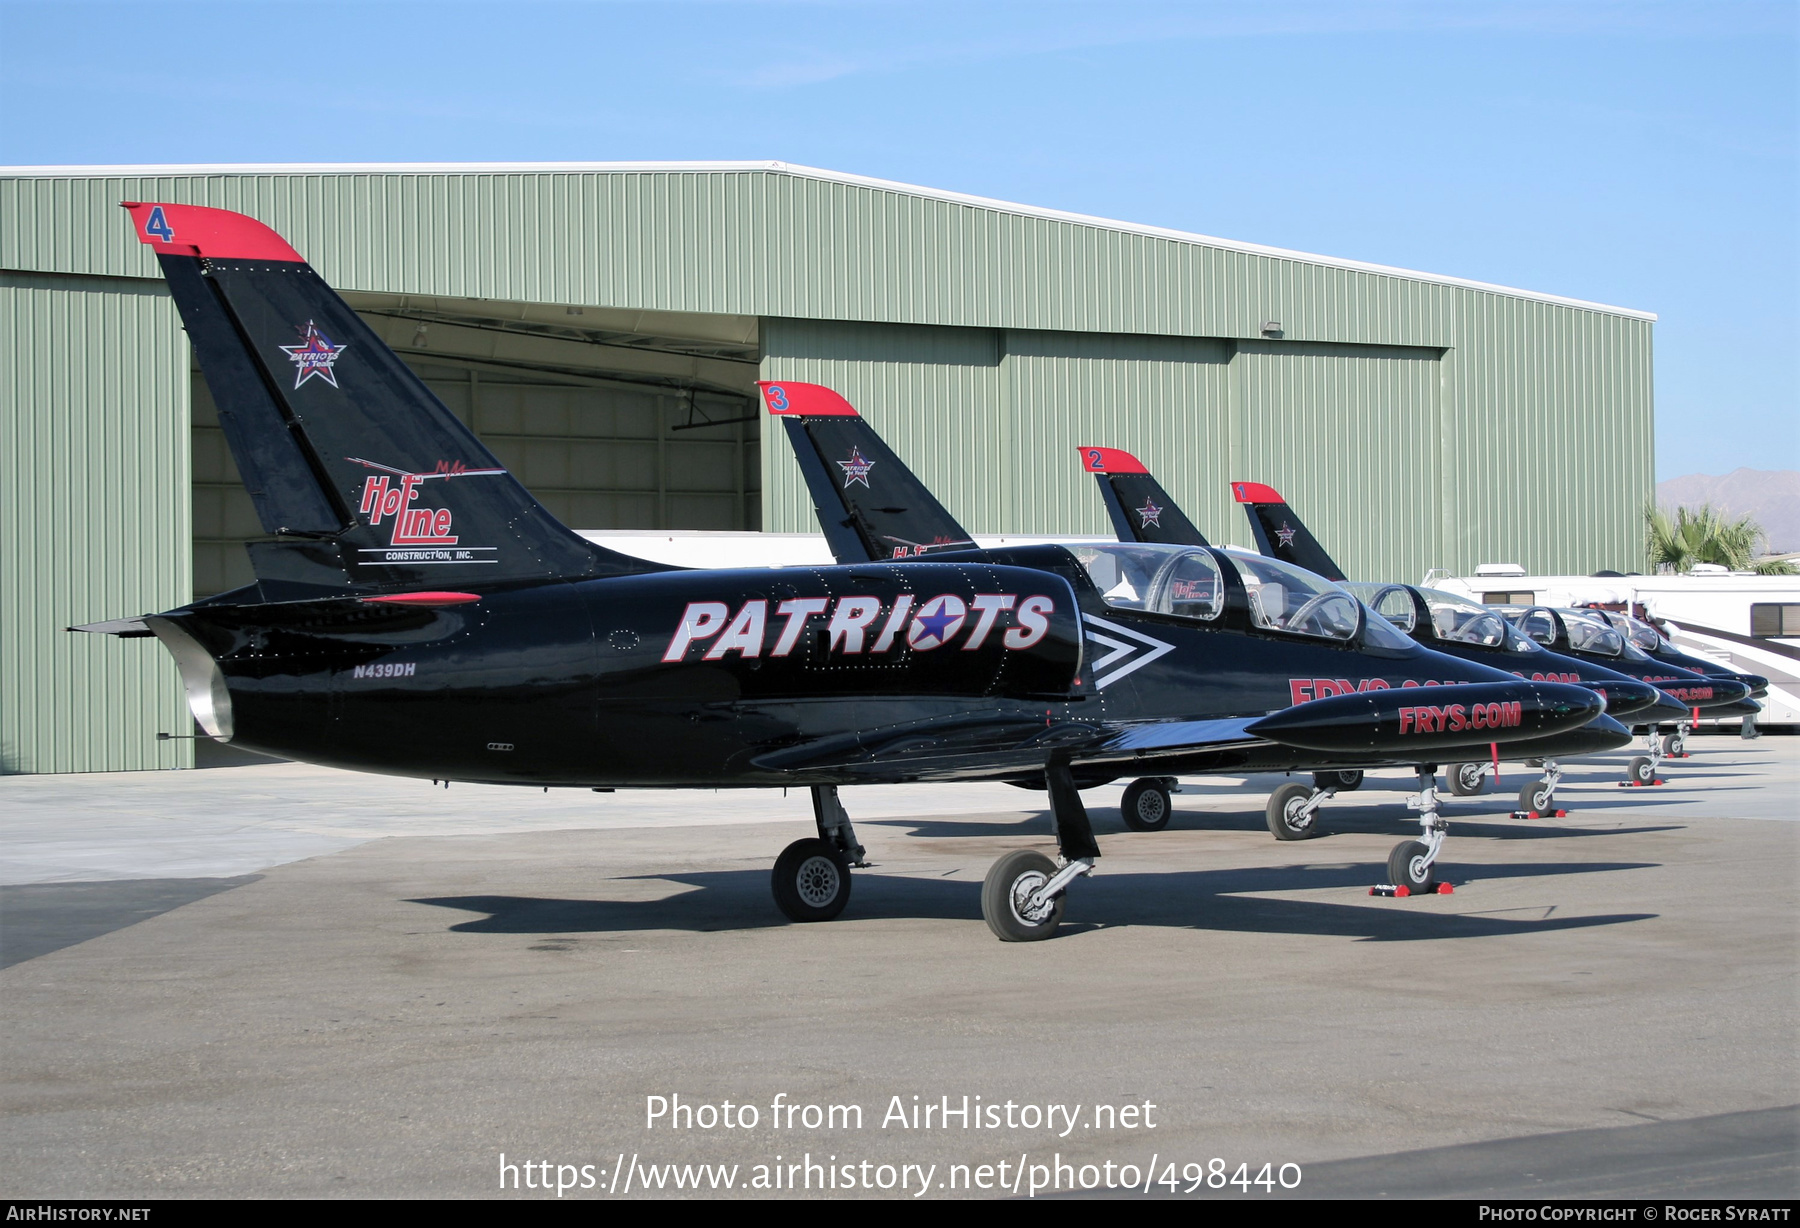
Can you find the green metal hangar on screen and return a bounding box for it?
[1,162,1655,773]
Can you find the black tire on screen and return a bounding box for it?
[1386,840,1436,892]
[1266,782,1319,841]
[1312,769,1363,792]
[1447,762,1487,796]
[1663,731,1686,756]
[1120,777,1173,832]
[1628,755,1655,785]
[981,850,1066,942]
[1518,779,1553,814]
[771,838,852,922]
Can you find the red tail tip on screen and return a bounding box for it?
[121,202,305,263]
[1076,446,1148,474]
[758,381,861,417]
[1231,480,1286,504]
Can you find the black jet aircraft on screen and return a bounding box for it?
[1079,450,1686,818]
[77,201,1613,940]
[770,386,1628,897]
[1220,479,1756,784]
[1589,610,1769,749]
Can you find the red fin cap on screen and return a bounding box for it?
[1076,446,1148,474]
[758,381,861,417]
[1231,480,1286,504]
[121,202,306,263]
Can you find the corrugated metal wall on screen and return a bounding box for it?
[1,272,191,773]
[1235,340,1443,583]
[1,170,1463,347]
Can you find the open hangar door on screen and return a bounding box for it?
[192,296,762,598]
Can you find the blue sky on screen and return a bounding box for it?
[2,0,1793,479]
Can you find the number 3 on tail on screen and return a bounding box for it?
[144,206,175,243]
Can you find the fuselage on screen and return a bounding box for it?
[160,546,1608,788]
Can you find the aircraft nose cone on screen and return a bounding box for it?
[1594,678,1660,718]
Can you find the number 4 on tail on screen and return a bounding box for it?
[144,206,174,243]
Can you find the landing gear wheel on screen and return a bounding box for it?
[1519,779,1553,815]
[981,850,1065,942]
[1448,762,1487,796]
[1386,840,1436,893]
[1312,769,1363,792]
[1627,755,1656,785]
[1662,731,1687,756]
[1267,782,1319,841]
[771,838,852,922]
[1119,778,1173,832]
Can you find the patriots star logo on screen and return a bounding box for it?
[907,594,967,651]
[1276,522,1298,548]
[838,447,875,488]
[1137,498,1163,528]
[279,321,347,389]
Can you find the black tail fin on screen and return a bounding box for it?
[760,381,976,563]
[1230,481,1347,582]
[125,202,659,591]
[1076,447,1210,547]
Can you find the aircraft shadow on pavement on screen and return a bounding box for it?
[409,858,1657,943]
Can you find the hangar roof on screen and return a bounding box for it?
[0,162,1655,343]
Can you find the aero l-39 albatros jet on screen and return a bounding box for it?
[79,202,1611,939]
[1077,449,1689,823]
[1218,475,1756,786]
[764,384,1630,898]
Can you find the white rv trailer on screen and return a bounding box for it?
[1426,564,1800,726]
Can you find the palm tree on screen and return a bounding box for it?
[1647,504,1797,574]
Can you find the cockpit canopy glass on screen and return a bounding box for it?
[1415,586,1539,651]
[1502,606,1561,647]
[1071,544,1223,621]
[1226,550,1364,641]
[1559,609,1625,656]
[1345,582,1417,633]
[1600,610,1668,652]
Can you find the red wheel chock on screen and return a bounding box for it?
[1370,882,1455,897]
[1616,779,1666,788]
[1511,808,1568,820]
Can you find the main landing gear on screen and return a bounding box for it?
[1382,767,1451,896]
[771,785,869,923]
[982,756,1099,942]
[1120,776,1178,832]
[1261,770,1362,842]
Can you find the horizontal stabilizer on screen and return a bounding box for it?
[1077,447,1209,547]
[68,616,153,638]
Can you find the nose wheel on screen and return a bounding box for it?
[980,756,1100,942]
[1266,781,1330,840]
[1377,768,1451,897]
[1447,761,1488,796]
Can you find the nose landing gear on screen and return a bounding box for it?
[1377,768,1453,897]
[1514,759,1566,818]
[981,756,1100,942]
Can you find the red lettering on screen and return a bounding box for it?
[1290,679,1314,705]
[1399,707,1415,734]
